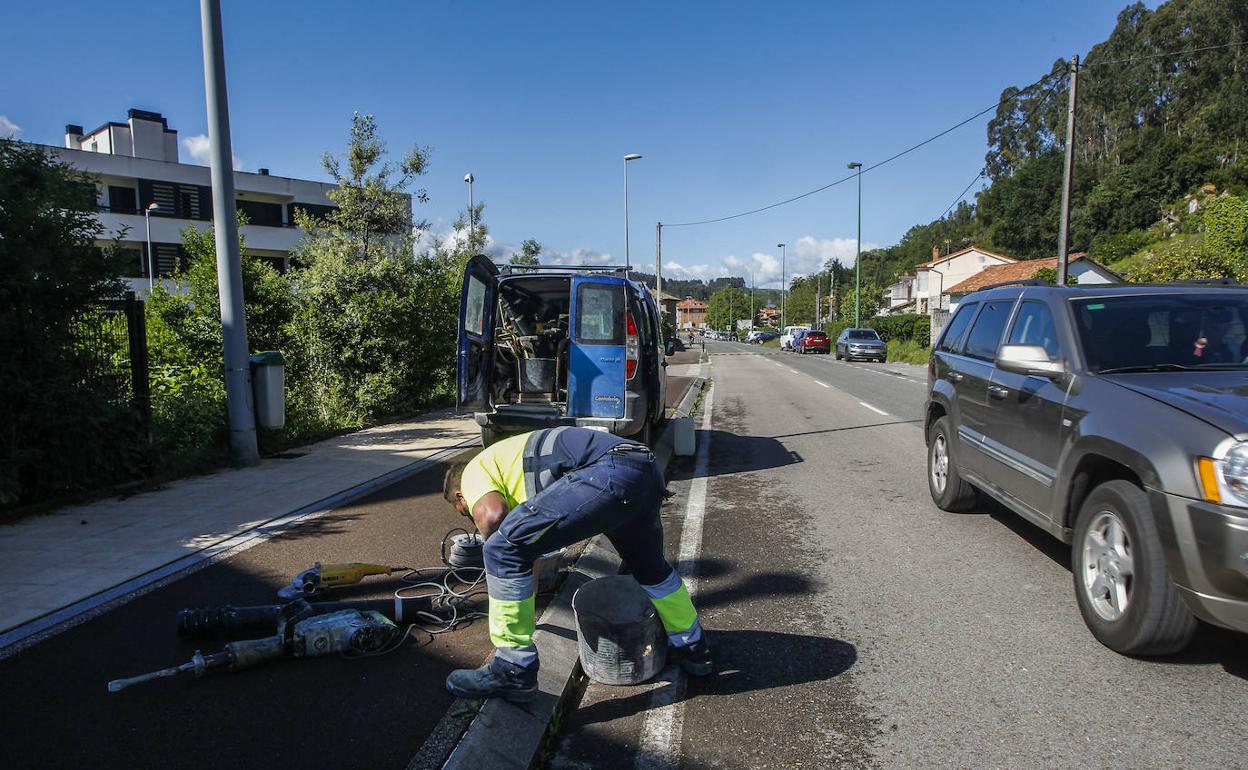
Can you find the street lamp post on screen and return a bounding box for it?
[848,162,863,327]
[463,172,474,251]
[777,242,786,330]
[747,267,755,330]
[623,153,642,269]
[144,202,160,290]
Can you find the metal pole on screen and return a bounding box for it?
[1057,54,1079,286]
[779,243,786,330]
[144,208,154,291]
[624,159,631,269]
[467,175,474,250]
[855,164,862,327]
[655,221,662,304]
[749,268,754,329]
[199,0,258,465]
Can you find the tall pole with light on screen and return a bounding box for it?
[777,242,786,330]
[199,0,258,465]
[464,172,474,251]
[848,161,863,327]
[144,201,160,290]
[623,153,642,270]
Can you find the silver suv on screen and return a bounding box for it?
[924,281,1248,655]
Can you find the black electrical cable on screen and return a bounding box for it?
[663,71,1062,229]
[1082,40,1248,68]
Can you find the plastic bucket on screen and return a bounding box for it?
[518,357,556,393]
[572,576,667,685]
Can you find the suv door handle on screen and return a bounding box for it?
[946,372,964,383]
[988,384,1009,399]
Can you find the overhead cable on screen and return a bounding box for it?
[664,71,1061,229]
[1083,40,1248,68]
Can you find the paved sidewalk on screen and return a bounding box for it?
[0,409,479,642]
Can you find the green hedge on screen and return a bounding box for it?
[867,314,931,345]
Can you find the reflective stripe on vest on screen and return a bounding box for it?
[522,426,570,500]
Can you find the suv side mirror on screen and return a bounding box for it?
[996,344,1065,379]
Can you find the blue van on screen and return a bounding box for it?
[458,256,669,446]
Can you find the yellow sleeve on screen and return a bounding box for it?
[459,454,498,510]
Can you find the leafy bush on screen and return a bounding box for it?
[0,139,141,509]
[867,314,931,345]
[886,339,932,365]
[1127,236,1242,283]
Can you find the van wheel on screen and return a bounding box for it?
[1071,480,1196,655]
[926,416,977,512]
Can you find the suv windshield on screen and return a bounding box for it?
[1072,293,1248,372]
[847,329,880,340]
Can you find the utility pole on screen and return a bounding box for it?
[777,242,787,330]
[199,0,258,465]
[815,272,820,330]
[655,221,662,305]
[1057,54,1079,286]
[848,161,863,327]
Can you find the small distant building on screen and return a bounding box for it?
[758,306,781,326]
[656,290,680,317]
[676,297,708,330]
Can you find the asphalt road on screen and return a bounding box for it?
[552,340,1247,768]
[1,455,496,770]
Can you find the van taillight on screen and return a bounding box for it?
[625,311,639,380]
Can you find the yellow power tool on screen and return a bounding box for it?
[277,562,410,600]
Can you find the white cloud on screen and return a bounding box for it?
[664,261,720,280]
[182,134,243,171]
[0,115,20,136]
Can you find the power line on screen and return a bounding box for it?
[933,73,1064,221]
[664,71,1061,229]
[1083,40,1248,68]
[938,168,985,220]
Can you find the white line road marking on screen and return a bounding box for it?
[773,361,784,368]
[787,368,799,374]
[636,384,714,770]
[859,401,889,416]
[814,380,830,388]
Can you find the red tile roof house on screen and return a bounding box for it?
[944,253,1121,310]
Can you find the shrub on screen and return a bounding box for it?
[867,314,931,345]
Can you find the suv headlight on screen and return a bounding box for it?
[1198,442,1248,507]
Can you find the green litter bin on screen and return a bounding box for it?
[249,351,285,430]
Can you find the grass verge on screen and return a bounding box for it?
[887,339,931,365]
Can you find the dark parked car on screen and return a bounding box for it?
[924,280,1248,655]
[835,328,886,361]
[796,330,830,354]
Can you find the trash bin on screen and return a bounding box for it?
[572,575,666,685]
[249,351,285,430]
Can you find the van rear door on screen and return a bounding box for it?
[568,275,627,419]
[458,255,499,410]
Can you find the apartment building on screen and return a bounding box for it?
[48,109,403,291]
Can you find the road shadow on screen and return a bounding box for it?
[973,499,1247,679]
[667,430,800,480]
[572,628,857,724]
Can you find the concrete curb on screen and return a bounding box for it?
[0,438,477,659]
[438,376,708,770]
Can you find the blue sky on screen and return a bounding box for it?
[1,1,1147,288]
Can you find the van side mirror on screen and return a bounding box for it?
[996,344,1065,379]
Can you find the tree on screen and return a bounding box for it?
[291,115,451,426]
[0,139,132,506]
[511,238,542,265]
[308,113,431,261]
[706,286,751,331]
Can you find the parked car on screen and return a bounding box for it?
[780,325,810,351]
[746,330,779,344]
[835,328,887,362]
[458,256,667,447]
[924,280,1248,655]
[795,330,831,354]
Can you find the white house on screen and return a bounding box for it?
[944,254,1121,309]
[880,274,915,315]
[44,108,407,293]
[913,246,1016,313]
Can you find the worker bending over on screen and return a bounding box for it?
[442,426,710,701]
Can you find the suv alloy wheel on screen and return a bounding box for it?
[926,416,978,511]
[1072,480,1196,655]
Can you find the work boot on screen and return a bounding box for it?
[668,638,713,677]
[445,656,538,702]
